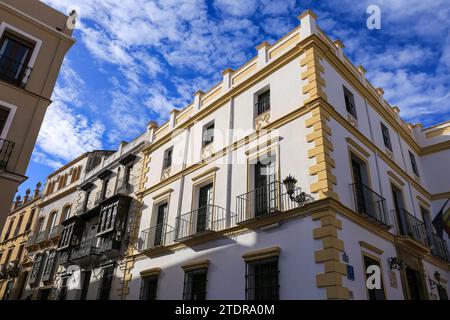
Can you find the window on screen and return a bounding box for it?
[0,106,10,135]
[246,257,279,300]
[29,253,45,286]
[59,224,74,249]
[343,86,357,119]
[196,183,213,233]
[255,90,270,116]
[3,218,14,240]
[380,122,392,151]
[202,121,215,147]
[363,255,385,300]
[153,202,168,246]
[25,208,35,231]
[4,248,13,265]
[61,205,71,223]
[16,245,24,262]
[97,265,115,300]
[409,151,419,177]
[42,250,57,282]
[140,276,158,300]
[0,32,34,86]
[13,214,24,237]
[163,147,173,169]
[2,280,14,300]
[48,211,58,231]
[58,276,69,300]
[97,201,119,235]
[183,269,207,300]
[123,164,133,185]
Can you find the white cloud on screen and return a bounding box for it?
[214,0,258,17]
[36,101,105,161]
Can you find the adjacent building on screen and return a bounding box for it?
[0,183,41,300]
[21,152,112,300]
[52,135,148,300]
[0,0,75,227]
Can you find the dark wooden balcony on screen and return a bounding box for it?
[70,237,100,266]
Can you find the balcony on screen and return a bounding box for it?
[0,264,6,279]
[70,237,100,266]
[34,229,49,244]
[48,225,62,239]
[0,54,32,88]
[175,205,228,241]
[5,260,19,278]
[0,138,14,170]
[393,208,429,248]
[97,233,122,258]
[236,181,307,225]
[429,233,450,262]
[58,249,71,267]
[116,177,132,194]
[140,223,175,252]
[94,189,112,205]
[350,183,390,228]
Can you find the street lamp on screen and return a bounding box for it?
[283,174,307,205]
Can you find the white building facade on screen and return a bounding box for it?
[121,10,450,301]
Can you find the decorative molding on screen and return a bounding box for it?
[254,111,271,130]
[181,259,210,272]
[359,241,384,255]
[191,167,220,182]
[387,171,405,187]
[140,267,161,278]
[242,246,281,262]
[345,137,371,158]
[151,188,174,201]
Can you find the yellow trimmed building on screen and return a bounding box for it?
[0,183,41,299]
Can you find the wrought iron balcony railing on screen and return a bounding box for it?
[255,98,270,116]
[94,189,111,205]
[429,233,450,262]
[116,177,132,194]
[350,183,390,227]
[235,181,308,224]
[71,237,99,260]
[175,205,228,240]
[140,223,175,251]
[0,138,14,170]
[0,54,33,88]
[34,229,49,244]
[48,225,62,239]
[393,208,429,246]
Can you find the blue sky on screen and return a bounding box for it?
[17,0,450,197]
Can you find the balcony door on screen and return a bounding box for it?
[153,203,167,246]
[254,158,276,217]
[405,267,426,300]
[351,156,371,215]
[196,183,213,233]
[0,33,33,84]
[392,185,407,235]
